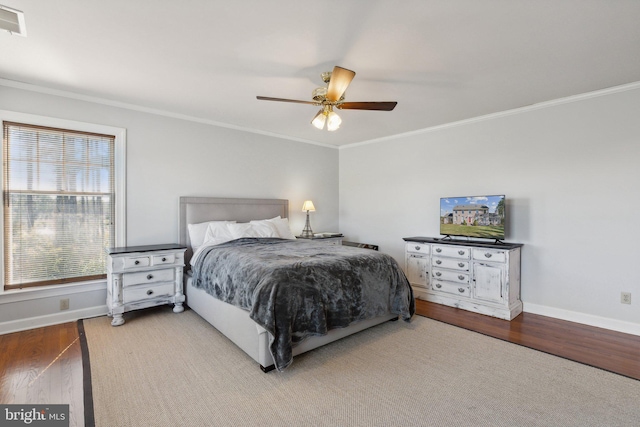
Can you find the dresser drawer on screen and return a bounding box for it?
[406,242,429,254]
[432,268,469,284]
[122,268,175,287]
[123,283,175,304]
[472,248,507,263]
[432,257,469,271]
[432,280,470,297]
[432,245,470,259]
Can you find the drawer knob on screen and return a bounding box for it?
[458,250,465,255]
[146,289,154,295]
[147,274,153,280]
[435,260,442,265]
[458,275,465,281]
[162,257,167,262]
[134,260,140,265]
[436,248,442,253]
[484,253,492,258]
[435,272,442,277]
[435,284,442,289]
[458,288,465,293]
[415,246,421,251]
[458,262,465,268]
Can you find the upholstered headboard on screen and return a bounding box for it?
[179,197,289,266]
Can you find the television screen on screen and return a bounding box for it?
[440,195,505,240]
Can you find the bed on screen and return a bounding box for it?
[180,197,414,372]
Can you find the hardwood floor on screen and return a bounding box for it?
[0,322,85,427]
[416,299,640,381]
[0,304,637,427]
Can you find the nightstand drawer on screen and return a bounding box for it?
[123,283,175,304]
[152,253,177,265]
[122,268,174,287]
[123,256,151,269]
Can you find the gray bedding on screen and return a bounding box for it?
[191,238,414,371]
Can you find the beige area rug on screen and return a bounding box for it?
[83,307,640,427]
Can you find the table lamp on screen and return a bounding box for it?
[300,200,316,238]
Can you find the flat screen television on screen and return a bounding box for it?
[440,195,505,241]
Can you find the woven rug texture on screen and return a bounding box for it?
[83,307,640,427]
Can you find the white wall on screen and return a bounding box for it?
[339,84,640,335]
[0,84,339,332]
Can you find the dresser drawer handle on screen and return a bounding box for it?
[147,274,153,280]
[435,260,442,265]
[435,284,442,289]
[458,250,465,255]
[458,288,465,293]
[458,262,465,268]
[435,272,442,277]
[146,289,154,296]
[414,246,421,251]
[162,257,167,262]
[458,275,465,281]
[134,260,140,265]
[484,253,492,258]
[436,248,442,253]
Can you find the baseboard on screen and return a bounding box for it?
[524,302,640,337]
[0,305,108,335]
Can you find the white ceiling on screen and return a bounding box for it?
[1,0,640,147]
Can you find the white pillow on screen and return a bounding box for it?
[266,216,296,240]
[187,220,235,251]
[249,220,281,238]
[226,222,260,239]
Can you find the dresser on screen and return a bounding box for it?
[404,237,523,320]
[106,244,187,326]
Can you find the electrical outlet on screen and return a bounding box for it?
[60,298,69,311]
[621,292,631,305]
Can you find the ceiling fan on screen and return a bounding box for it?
[257,66,397,131]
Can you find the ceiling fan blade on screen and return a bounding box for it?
[326,66,356,102]
[338,102,398,111]
[256,96,317,105]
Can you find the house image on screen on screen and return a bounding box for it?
[453,204,503,226]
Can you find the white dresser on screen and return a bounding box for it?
[106,244,187,326]
[404,237,522,320]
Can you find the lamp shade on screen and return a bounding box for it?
[302,200,316,212]
[311,110,326,130]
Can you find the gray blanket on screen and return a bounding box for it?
[191,238,415,371]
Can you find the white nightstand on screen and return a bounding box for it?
[106,244,187,326]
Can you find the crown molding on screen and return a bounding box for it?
[0,78,338,150]
[340,80,640,150]
[3,77,639,152]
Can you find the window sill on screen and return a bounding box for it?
[0,279,107,304]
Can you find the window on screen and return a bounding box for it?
[2,114,125,290]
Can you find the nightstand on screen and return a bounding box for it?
[106,243,187,326]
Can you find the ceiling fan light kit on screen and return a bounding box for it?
[257,66,397,131]
[311,105,342,131]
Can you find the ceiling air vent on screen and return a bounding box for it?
[0,5,26,36]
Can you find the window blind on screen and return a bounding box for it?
[3,121,115,289]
